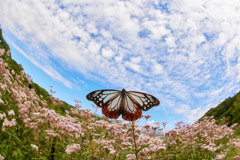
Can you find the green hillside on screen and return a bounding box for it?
[0,29,10,53]
[199,91,240,127]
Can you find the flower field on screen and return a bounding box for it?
[0,47,240,159]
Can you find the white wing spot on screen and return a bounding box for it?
[144,107,146,110]
[101,95,107,98]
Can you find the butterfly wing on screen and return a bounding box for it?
[121,93,142,121]
[126,91,160,111]
[86,90,122,119]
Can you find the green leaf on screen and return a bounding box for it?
[16,137,22,144]
[11,141,16,146]
[87,154,92,159]
[192,146,195,154]
[23,129,30,135]
[176,154,179,159]
[13,150,18,157]
[127,129,134,133]
[100,132,105,139]
[137,144,151,154]
[62,153,68,159]
[120,151,134,155]
[105,149,109,154]
[40,156,48,160]
[42,131,46,137]
[82,151,90,156]
[17,148,23,158]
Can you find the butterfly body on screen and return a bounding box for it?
[86,88,160,121]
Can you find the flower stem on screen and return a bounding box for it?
[131,121,138,160]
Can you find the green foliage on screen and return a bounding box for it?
[199,91,240,127]
[0,29,10,53]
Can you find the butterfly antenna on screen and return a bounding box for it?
[123,85,129,89]
[116,87,121,90]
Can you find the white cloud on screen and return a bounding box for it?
[176,105,191,114]
[131,56,142,64]
[211,87,224,97]
[115,56,123,63]
[88,40,101,54]
[152,64,163,75]
[86,23,98,35]
[100,29,112,39]
[101,46,115,59]
[125,61,142,73]
[150,26,170,39]
[165,36,176,47]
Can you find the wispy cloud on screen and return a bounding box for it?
[0,0,240,124]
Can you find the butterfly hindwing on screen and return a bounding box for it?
[102,94,122,119]
[121,94,142,121]
[127,91,160,111]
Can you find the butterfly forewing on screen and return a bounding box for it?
[127,91,160,111]
[86,90,121,108]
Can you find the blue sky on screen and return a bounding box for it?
[0,0,240,130]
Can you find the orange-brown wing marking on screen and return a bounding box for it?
[102,94,122,119]
[122,95,142,121]
[102,103,121,119]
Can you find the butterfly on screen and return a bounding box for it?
[86,89,160,121]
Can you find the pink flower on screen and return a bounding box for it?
[31,144,38,152]
[65,110,70,114]
[230,123,238,129]
[126,154,136,160]
[232,155,239,159]
[162,122,167,127]
[215,154,225,160]
[75,103,83,108]
[8,110,15,116]
[0,154,4,160]
[65,144,81,155]
[0,113,6,120]
[142,114,151,120]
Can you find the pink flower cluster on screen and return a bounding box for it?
[2,118,17,132]
[65,144,81,155]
